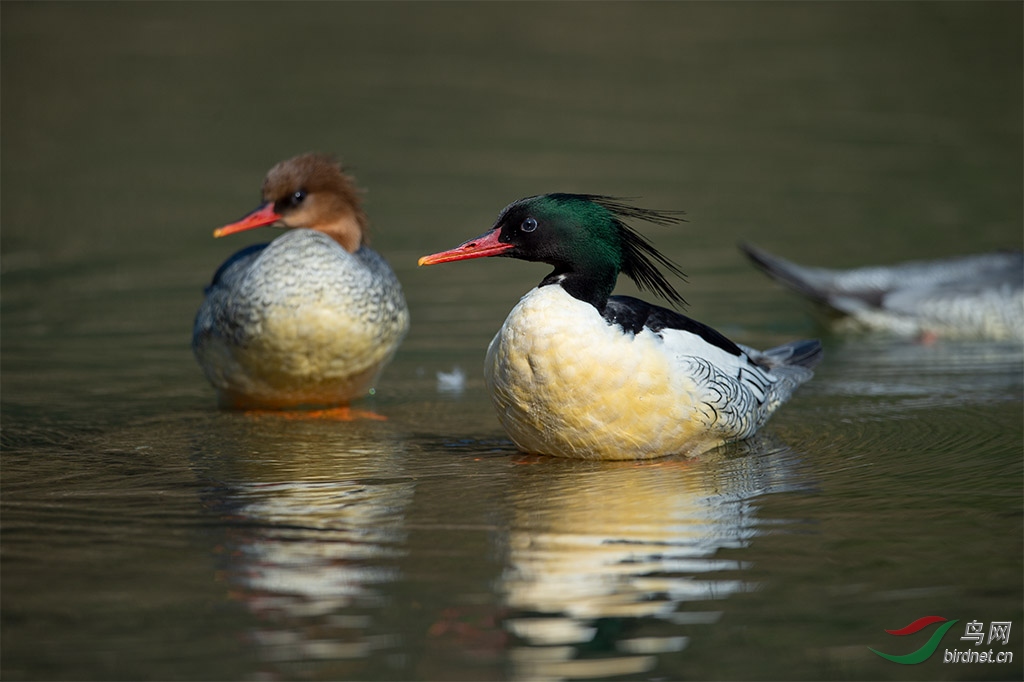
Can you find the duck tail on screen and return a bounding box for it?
[754,339,824,370]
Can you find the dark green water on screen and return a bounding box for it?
[2,3,1021,680]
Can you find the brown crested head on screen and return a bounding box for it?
[212,153,369,252]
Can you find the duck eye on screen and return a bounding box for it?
[521,217,538,233]
[289,190,307,207]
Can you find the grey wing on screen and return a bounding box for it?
[882,279,1024,339]
[193,244,268,348]
[740,244,1023,323]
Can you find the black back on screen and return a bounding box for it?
[602,295,744,357]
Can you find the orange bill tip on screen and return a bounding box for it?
[213,203,281,238]
[418,228,512,266]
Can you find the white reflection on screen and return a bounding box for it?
[499,444,800,680]
[232,478,409,612]
[200,417,413,670]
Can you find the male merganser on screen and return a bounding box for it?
[419,194,822,460]
[739,243,1024,341]
[193,153,409,410]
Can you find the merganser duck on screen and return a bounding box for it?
[419,194,822,460]
[739,243,1024,341]
[193,153,409,410]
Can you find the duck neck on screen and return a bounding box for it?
[540,265,617,313]
[320,212,366,253]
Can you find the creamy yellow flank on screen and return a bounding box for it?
[194,229,409,409]
[486,286,750,460]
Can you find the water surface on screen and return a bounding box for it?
[2,3,1021,680]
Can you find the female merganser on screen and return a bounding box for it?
[193,153,409,410]
[419,194,822,460]
[739,243,1024,341]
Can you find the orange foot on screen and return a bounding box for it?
[244,406,388,421]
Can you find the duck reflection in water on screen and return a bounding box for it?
[200,418,413,675]
[478,439,804,680]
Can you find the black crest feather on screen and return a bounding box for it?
[584,195,689,308]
